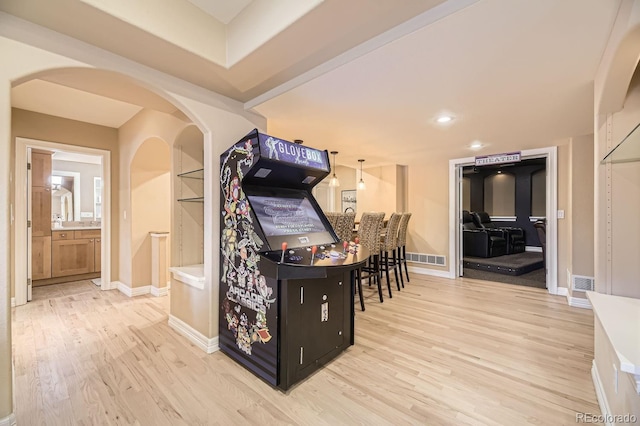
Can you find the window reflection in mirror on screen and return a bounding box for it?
[51,174,76,222]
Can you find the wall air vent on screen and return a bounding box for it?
[571,275,594,292]
[407,252,446,267]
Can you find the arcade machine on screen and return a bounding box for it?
[219,129,369,391]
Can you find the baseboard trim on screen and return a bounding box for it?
[168,315,219,354]
[10,298,15,308]
[150,286,169,297]
[117,282,151,297]
[592,360,613,426]
[556,287,568,297]
[408,265,452,279]
[568,295,592,309]
[0,413,16,426]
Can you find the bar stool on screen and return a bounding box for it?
[380,212,403,292]
[358,212,386,304]
[325,212,339,230]
[397,212,412,283]
[334,212,356,244]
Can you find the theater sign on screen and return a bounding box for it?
[475,151,521,166]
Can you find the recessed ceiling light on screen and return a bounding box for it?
[470,141,482,149]
[436,115,454,124]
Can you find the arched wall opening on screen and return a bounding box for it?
[130,137,171,289]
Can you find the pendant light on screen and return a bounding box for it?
[357,159,366,190]
[329,151,340,187]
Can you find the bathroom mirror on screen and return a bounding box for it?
[51,172,80,221]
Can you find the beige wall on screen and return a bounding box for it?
[608,82,640,299]
[570,135,595,280]
[10,108,120,297]
[483,173,515,215]
[357,164,405,220]
[594,1,640,297]
[118,109,189,288]
[131,138,171,288]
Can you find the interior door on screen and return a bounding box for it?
[27,148,33,301]
[456,164,464,277]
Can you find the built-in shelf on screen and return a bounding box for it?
[601,121,640,164]
[177,197,204,203]
[169,264,205,289]
[177,168,204,179]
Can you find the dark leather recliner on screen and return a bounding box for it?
[472,211,525,255]
[462,211,507,258]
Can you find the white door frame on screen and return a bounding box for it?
[448,146,558,295]
[14,137,112,306]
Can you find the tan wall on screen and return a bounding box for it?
[484,173,515,215]
[10,108,120,297]
[357,164,403,220]
[0,75,11,422]
[406,159,449,261]
[557,143,571,294]
[609,79,640,298]
[570,135,595,281]
[131,138,171,288]
[118,109,189,288]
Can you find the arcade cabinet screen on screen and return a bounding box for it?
[247,191,336,249]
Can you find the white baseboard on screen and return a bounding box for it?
[10,298,15,308]
[525,246,543,253]
[408,265,453,279]
[168,314,219,354]
[110,280,124,291]
[556,287,592,308]
[567,295,592,309]
[150,286,169,297]
[91,278,101,286]
[117,282,151,297]
[0,413,16,426]
[592,361,613,426]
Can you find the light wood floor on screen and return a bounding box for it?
[11,275,601,425]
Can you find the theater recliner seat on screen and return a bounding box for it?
[462,211,507,258]
[472,211,525,255]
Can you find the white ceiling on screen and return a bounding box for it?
[186,0,253,24]
[4,0,624,167]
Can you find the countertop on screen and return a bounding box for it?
[586,291,640,375]
[51,226,101,231]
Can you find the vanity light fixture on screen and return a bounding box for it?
[357,159,366,190]
[329,151,340,187]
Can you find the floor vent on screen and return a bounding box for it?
[571,275,594,292]
[407,252,446,267]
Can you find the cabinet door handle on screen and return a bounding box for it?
[96,239,101,243]
[60,233,66,237]
[89,239,94,242]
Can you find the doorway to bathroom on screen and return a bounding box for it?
[14,137,111,305]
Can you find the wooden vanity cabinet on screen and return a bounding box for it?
[51,229,101,277]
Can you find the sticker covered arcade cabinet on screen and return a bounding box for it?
[219,129,368,391]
